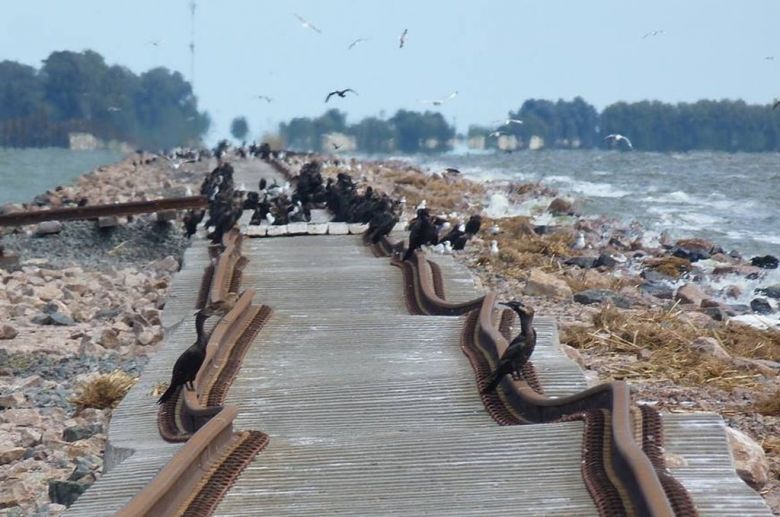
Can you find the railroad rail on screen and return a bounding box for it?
[66,159,772,517]
[0,195,207,227]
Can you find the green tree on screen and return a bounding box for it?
[230,116,249,141]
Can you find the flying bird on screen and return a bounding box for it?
[149,40,161,47]
[256,95,273,103]
[107,106,122,112]
[399,28,408,48]
[488,130,505,138]
[325,88,358,103]
[444,167,461,175]
[642,29,664,39]
[603,133,633,150]
[348,38,367,50]
[333,143,342,150]
[492,118,523,126]
[765,56,775,61]
[294,13,321,33]
[419,91,458,107]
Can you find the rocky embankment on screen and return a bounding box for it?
[318,155,780,513]
[0,153,206,515]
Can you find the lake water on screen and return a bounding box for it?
[0,148,123,205]
[407,150,780,258]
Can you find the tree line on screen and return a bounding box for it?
[280,97,780,153]
[0,50,209,149]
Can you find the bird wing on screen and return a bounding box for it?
[348,38,364,49]
[623,137,634,149]
[325,91,337,103]
[603,134,617,141]
[344,88,358,96]
[446,91,458,100]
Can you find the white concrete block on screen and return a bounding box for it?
[327,222,349,235]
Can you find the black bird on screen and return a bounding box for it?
[465,214,482,235]
[403,208,438,261]
[325,88,358,103]
[158,309,210,404]
[183,208,206,238]
[481,301,537,394]
[259,178,267,191]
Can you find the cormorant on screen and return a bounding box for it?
[465,214,482,235]
[183,209,205,238]
[403,208,438,261]
[157,309,210,404]
[481,301,537,394]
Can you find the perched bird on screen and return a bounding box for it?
[444,167,461,175]
[465,214,482,235]
[489,224,501,235]
[603,133,633,150]
[294,13,321,33]
[348,37,367,50]
[158,309,210,404]
[183,208,206,238]
[325,88,358,103]
[404,208,438,261]
[481,301,537,394]
[399,28,408,48]
[489,240,499,256]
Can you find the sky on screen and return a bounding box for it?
[2,1,779,142]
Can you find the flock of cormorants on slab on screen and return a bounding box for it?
[161,148,537,405]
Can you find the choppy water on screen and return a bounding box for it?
[0,148,123,205]
[410,150,780,258]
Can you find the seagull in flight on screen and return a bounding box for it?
[256,95,273,103]
[604,133,633,150]
[348,38,367,50]
[149,40,161,47]
[492,118,523,126]
[642,29,664,39]
[325,88,358,103]
[294,14,321,33]
[419,91,458,107]
[107,106,122,112]
[765,56,775,61]
[488,130,505,138]
[399,28,408,48]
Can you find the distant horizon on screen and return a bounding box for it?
[2,1,778,143]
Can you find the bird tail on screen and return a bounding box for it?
[402,247,414,262]
[157,383,179,404]
[480,373,502,394]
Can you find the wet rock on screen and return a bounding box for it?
[750,254,778,269]
[547,198,574,215]
[725,427,769,490]
[672,238,714,262]
[702,306,727,321]
[723,285,742,299]
[749,298,773,315]
[640,269,676,284]
[672,246,709,262]
[564,256,597,269]
[674,283,706,306]
[63,423,103,442]
[48,479,88,507]
[0,446,26,465]
[689,336,731,360]
[573,288,632,308]
[0,324,18,339]
[757,284,780,299]
[523,269,572,299]
[68,455,101,482]
[638,282,674,299]
[34,221,64,236]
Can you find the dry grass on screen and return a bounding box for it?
[754,389,780,416]
[560,303,780,390]
[70,370,137,412]
[644,256,692,278]
[561,269,636,293]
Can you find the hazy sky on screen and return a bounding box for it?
[2,1,779,142]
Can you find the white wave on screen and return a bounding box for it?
[544,175,631,198]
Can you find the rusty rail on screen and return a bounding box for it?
[118,406,268,517]
[0,196,207,227]
[209,229,244,307]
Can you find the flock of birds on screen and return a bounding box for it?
[158,146,538,404]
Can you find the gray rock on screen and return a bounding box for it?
[757,284,780,299]
[564,256,597,269]
[638,282,674,299]
[702,306,727,321]
[63,423,103,442]
[640,269,676,283]
[31,312,75,326]
[573,288,632,308]
[750,255,778,269]
[750,298,773,315]
[0,324,18,340]
[34,221,64,236]
[48,480,88,507]
[593,253,618,268]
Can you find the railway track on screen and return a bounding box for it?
[66,159,771,516]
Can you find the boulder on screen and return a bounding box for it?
[702,306,727,321]
[573,288,632,308]
[33,284,63,302]
[564,256,597,269]
[689,336,731,360]
[758,284,780,299]
[0,392,26,409]
[593,253,618,269]
[547,198,574,216]
[0,324,18,339]
[750,298,773,315]
[524,269,573,299]
[63,423,103,442]
[675,283,706,306]
[724,427,769,490]
[97,328,120,349]
[750,255,778,269]
[31,312,75,326]
[34,221,64,236]
[638,282,675,299]
[0,446,26,465]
